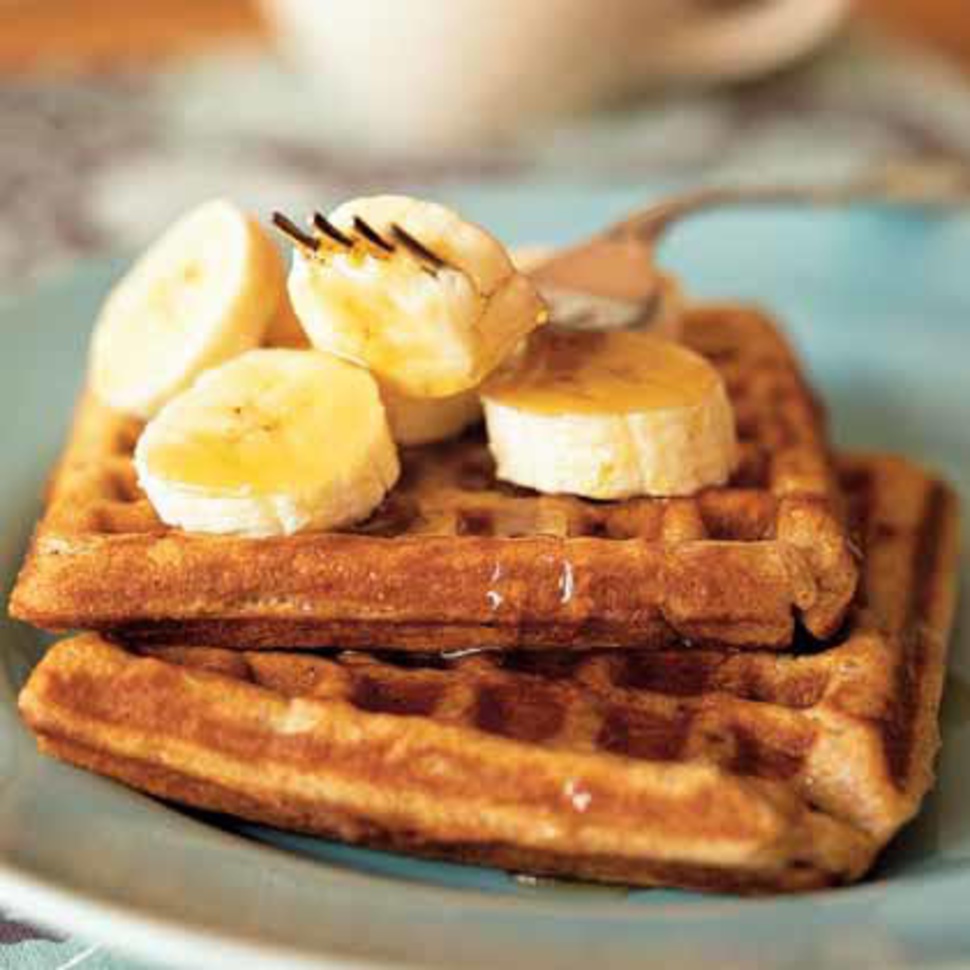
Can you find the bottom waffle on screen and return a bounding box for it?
[18,454,960,894]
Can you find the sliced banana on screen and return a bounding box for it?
[381,384,482,447]
[135,349,399,537]
[482,329,736,499]
[284,195,547,398]
[90,199,285,419]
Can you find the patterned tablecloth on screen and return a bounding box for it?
[2,26,970,970]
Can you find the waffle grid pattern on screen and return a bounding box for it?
[20,454,961,892]
[138,449,959,845]
[11,304,859,650]
[158,646,821,781]
[51,306,829,541]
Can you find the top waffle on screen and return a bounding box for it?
[10,302,859,651]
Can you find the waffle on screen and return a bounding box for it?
[10,303,858,651]
[19,454,959,893]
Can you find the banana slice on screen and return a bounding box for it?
[90,199,285,419]
[284,195,547,398]
[381,384,482,447]
[482,329,736,499]
[135,349,399,537]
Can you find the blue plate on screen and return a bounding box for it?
[1,186,968,969]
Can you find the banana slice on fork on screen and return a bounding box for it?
[380,385,482,447]
[280,195,547,399]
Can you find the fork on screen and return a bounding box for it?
[530,159,970,329]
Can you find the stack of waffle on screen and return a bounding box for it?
[10,284,960,894]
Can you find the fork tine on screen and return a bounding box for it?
[353,216,395,254]
[271,212,319,252]
[312,212,354,248]
[390,223,449,271]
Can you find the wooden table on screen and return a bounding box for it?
[0,0,968,74]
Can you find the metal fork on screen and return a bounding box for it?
[530,159,970,329]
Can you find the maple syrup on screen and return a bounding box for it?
[484,328,721,415]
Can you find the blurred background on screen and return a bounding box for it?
[1,0,969,285]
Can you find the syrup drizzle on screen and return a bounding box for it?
[558,560,576,605]
[563,777,592,813]
[486,562,505,611]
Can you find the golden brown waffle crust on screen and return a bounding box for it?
[10,303,859,651]
[19,454,960,893]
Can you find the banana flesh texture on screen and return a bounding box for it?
[270,255,483,447]
[482,328,737,499]
[286,195,547,399]
[90,199,285,419]
[381,385,482,447]
[135,349,399,537]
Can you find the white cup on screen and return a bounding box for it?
[262,0,850,155]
